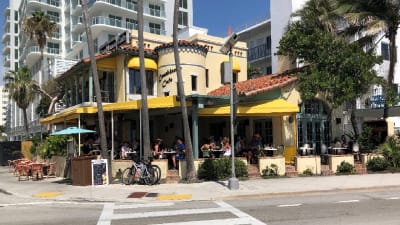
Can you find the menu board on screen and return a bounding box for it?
[91,159,109,186]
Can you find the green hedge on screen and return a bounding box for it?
[197,158,248,181]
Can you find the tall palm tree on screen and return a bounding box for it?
[336,0,400,118]
[4,66,37,139]
[22,11,58,117]
[138,0,151,159]
[81,0,109,160]
[173,0,196,181]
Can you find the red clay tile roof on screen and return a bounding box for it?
[208,73,298,97]
[154,40,208,54]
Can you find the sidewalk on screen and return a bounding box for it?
[1,166,400,203]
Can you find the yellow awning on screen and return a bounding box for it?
[97,57,116,70]
[127,57,157,70]
[198,99,299,116]
[224,57,241,72]
[40,96,191,124]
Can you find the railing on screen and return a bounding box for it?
[248,43,271,61]
[28,0,60,7]
[28,46,60,55]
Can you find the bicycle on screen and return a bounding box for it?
[121,158,161,185]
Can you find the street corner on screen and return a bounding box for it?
[126,191,192,201]
[33,192,64,198]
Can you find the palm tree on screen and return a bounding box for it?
[173,0,196,181]
[22,11,58,117]
[4,66,37,139]
[81,0,109,160]
[336,0,400,118]
[138,0,151,160]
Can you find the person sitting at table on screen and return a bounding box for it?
[247,133,263,164]
[120,142,131,160]
[82,140,91,156]
[173,138,185,169]
[222,136,231,157]
[153,138,165,159]
[235,136,246,157]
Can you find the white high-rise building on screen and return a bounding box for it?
[2,0,194,140]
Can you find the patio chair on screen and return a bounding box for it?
[16,162,30,181]
[30,163,44,180]
[8,160,14,173]
[46,162,57,178]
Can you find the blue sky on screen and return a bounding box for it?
[194,0,270,37]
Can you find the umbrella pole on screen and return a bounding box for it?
[78,115,81,156]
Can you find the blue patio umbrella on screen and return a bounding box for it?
[50,127,96,156]
[50,127,96,136]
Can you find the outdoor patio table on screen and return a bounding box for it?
[330,147,347,155]
[262,147,277,156]
[298,147,313,156]
[211,149,224,158]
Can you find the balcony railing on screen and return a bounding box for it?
[248,43,271,61]
[28,0,60,7]
[28,46,60,55]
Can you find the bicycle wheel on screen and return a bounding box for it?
[151,165,161,185]
[121,167,135,185]
[142,167,154,185]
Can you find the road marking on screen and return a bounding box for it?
[0,201,104,207]
[112,207,227,220]
[215,201,266,225]
[157,194,192,200]
[150,217,264,225]
[97,203,114,225]
[33,192,63,198]
[277,204,302,207]
[114,202,174,209]
[335,200,360,203]
[387,197,400,200]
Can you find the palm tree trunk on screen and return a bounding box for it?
[81,0,109,162]
[383,29,397,119]
[173,0,196,181]
[22,108,29,139]
[138,0,151,159]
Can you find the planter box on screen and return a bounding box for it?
[179,159,204,179]
[71,156,97,186]
[360,153,384,166]
[258,156,285,176]
[295,156,321,175]
[328,154,354,173]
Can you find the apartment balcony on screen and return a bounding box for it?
[248,43,271,62]
[72,34,84,48]
[3,55,10,67]
[49,32,61,41]
[71,1,82,15]
[27,0,61,11]
[71,16,84,32]
[2,42,10,54]
[25,46,60,67]
[355,92,400,119]
[2,29,10,43]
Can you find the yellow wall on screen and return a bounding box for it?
[115,55,126,102]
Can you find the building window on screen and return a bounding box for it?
[126,0,137,11]
[381,43,390,61]
[14,49,18,59]
[14,24,18,33]
[129,69,154,95]
[47,42,59,54]
[205,69,209,88]
[179,0,187,9]
[149,23,161,35]
[149,4,161,17]
[14,37,18,46]
[191,75,197,92]
[178,11,188,26]
[108,15,122,27]
[14,62,18,70]
[94,38,98,53]
[126,18,137,30]
[14,10,18,20]
[47,11,60,23]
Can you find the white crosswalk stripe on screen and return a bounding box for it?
[97,201,266,225]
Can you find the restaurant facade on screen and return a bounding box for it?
[40,29,345,165]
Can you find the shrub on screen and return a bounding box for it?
[40,135,70,159]
[197,158,248,181]
[380,135,400,168]
[261,164,278,178]
[367,157,389,171]
[302,168,313,176]
[336,161,354,174]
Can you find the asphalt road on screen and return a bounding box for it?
[1,188,400,225]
